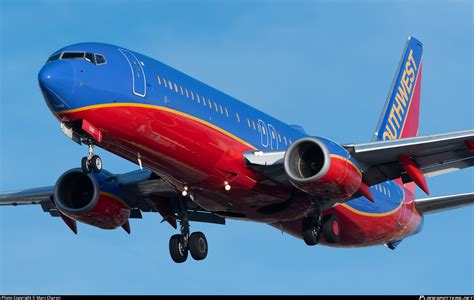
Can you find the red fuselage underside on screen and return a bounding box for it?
[60,105,422,247]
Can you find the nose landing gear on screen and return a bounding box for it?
[81,144,102,174]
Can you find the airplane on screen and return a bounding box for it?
[1,36,473,263]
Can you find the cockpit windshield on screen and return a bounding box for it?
[47,52,106,65]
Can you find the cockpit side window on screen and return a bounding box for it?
[95,54,106,65]
[85,52,96,64]
[47,53,61,63]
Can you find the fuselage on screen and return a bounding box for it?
[38,42,422,246]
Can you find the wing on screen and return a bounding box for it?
[0,169,225,231]
[415,192,474,214]
[344,129,474,186]
[245,130,474,186]
[0,186,54,206]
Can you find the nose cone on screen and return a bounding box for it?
[38,61,76,111]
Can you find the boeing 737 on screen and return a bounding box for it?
[1,37,473,263]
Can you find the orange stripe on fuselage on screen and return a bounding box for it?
[63,103,407,218]
[59,103,256,149]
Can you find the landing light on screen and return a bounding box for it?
[182,186,189,197]
[224,181,231,191]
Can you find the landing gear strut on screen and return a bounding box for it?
[169,197,208,263]
[81,143,102,174]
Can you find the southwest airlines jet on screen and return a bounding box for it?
[1,37,473,263]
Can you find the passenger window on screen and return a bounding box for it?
[247,118,251,127]
[252,120,256,130]
[219,105,223,114]
[168,80,173,90]
[163,78,168,88]
[185,88,189,98]
[225,107,229,117]
[284,136,287,145]
[180,86,184,95]
[95,54,106,64]
[157,76,162,85]
[174,83,178,93]
[191,91,194,100]
[208,98,213,109]
[214,102,218,112]
[236,113,240,122]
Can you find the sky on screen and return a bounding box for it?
[0,0,473,295]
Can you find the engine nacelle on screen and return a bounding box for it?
[284,137,362,199]
[54,169,130,229]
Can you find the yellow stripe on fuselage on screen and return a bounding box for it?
[60,103,256,149]
[64,103,403,216]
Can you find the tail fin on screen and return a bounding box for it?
[373,37,423,141]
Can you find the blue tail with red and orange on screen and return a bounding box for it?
[373,36,423,141]
[373,37,424,195]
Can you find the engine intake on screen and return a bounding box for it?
[54,169,130,229]
[284,137,362,199]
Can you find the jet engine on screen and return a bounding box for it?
[53,169,130,229]
[284,137,362,199]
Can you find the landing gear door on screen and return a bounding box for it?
[119,49,146,97]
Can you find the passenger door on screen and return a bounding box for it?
[119,49,146,97]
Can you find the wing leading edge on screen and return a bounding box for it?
[344,129,474,186]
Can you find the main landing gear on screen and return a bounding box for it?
[302,209,341,245]
[169,197,209,263]
[81,144,102,174]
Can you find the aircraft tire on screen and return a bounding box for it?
[169,234,188,263]
[302,217,319,246]
[81,157,91,174]
[189,232,208,261]
[322,215,341,243]
[90,155,102,172]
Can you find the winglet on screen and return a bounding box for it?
[398,155,429,195]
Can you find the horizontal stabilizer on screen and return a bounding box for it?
[414,192,474,215]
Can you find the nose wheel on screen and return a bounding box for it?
[81,144,102,174]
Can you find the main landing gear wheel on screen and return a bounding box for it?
[322,215,341,243]
[168,197,209,263]
[301,216,321,246]
[189,232,208,261]
[169,234,188,263]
